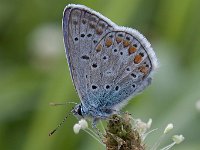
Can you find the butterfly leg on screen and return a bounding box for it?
[101,107,122,115]
[92,118,104,140]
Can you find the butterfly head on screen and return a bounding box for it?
[72,103,84,118]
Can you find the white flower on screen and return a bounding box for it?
[79,119,88,129]
[73,123,81,134]
[147,118,152,129]
[73,119,89,134]
[135,119,149,134]
[172,135,185,144]
[164,123,173,134]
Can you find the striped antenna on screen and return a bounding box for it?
[49,101,77,106]
[49,111,72,136]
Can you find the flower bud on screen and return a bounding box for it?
[79,119,88,129]
[164,123,173,134]
[172,134,185,144]
[73,123,81,134]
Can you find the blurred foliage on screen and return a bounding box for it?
[0,0,200,150]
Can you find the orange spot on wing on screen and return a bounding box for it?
[134,55,142,64]
[139,66,148,75]
[96,44,102,52]
[116,37,123,43]
[89,22,95,28]
[128,45,137,55]
[96,28,103,35]
[105,38,113,47]
[123,40,131,47]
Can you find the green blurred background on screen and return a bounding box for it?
[0,0,200,150]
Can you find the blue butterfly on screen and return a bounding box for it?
[49,4,158,136]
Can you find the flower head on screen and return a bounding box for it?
[134,118,152,135]
[79,119,88,129]
[73,123,81,134]
[164,123,174,134]
[103,114,145,150]
[73,119,88,134]
[172,134,185,144]
[147,118,152,129]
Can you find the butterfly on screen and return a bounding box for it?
[49,4,158,136]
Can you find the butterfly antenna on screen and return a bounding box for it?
[49,101,78,106]
[49,111,72,136]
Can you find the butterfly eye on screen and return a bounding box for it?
[77,105,82,116]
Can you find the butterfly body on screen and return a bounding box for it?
[62,4,158,121]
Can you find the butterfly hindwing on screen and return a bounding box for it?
[91,30,154,109]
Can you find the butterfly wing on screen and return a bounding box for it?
[63,4,114,107]
[95,30,158,110]
[63,4,158,110]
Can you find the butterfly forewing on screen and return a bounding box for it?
[63,5,113,106]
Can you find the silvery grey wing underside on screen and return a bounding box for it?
[62,4,157,109]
